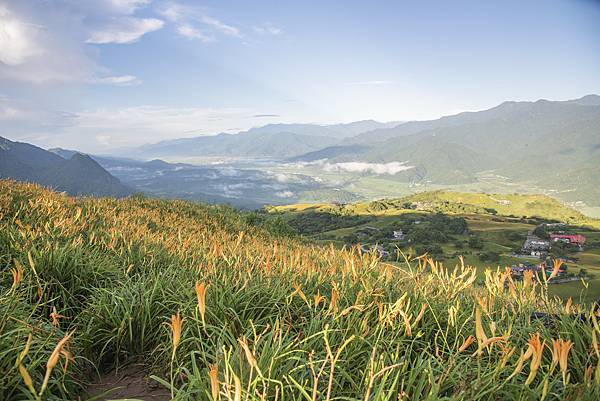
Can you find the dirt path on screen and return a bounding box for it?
[85,364,171,401]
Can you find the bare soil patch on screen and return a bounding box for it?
[85,364,171,401]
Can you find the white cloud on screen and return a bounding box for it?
[103,0,152,14]
[52,105,260,150]
[176,23,213,42]
[158,2,186,22]
[200,15,241,38]
[323,161,414,175]
[0,2,155,83]
[276,191,294,198]
[273,173,293,183]
[0,104,22,120]
[0,4,100,83]
[0,96,78,140]
[89,75,142,85]
[253,24,283,36]
[159,1,242,41]
[86,17,164,44]
[0,5,43,65]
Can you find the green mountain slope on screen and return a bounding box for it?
[272,190,600,228]
[0,136,132,197]
[323,95,600,205]
[40,153,132,197]
[0,136,65,181]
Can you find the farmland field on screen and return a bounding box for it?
[269,194,600,301]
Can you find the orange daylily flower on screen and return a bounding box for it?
[458,335,475,352]
[195,281,207,326]
[552,338,573,384]
[169,311,183,359]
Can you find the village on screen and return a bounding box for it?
[351,220,591,285]
[511,223,588,283]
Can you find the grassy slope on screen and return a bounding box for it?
[271,191,600,299]
[2,180,600,400]
[273,190,600,228]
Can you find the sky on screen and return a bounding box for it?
[1,0,599,152]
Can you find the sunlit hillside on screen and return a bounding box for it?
[271,191,600,229]
[1,180,600,400]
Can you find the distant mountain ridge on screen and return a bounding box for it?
[351,96,600,185]
[2,94,598,209]
[98,94,600,207]
[0,137,132,197]
[115,120,400,159]
[317,95,600,204]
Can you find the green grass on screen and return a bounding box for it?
[2,180,600,400]
[271,203,600,301]
[275,190,600,228]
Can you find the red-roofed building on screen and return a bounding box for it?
[549,234,586,246]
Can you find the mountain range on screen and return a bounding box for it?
[0,137,132,197]
[115,120,399,159]
[344,95,600,205]
[1,94,598,210]
[113,94,599,206]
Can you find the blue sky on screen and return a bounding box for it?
[1,0,599,151]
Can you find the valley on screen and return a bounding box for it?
[3,95,598,214]
[267,192,600,300]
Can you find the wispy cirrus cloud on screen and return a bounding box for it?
[86,17,164,44]
[200,15,242,38]
[103,0,152,14]
[158,1,243,42]
[176,23,213,42]
[252,23,283,36]
[88,75,142,86]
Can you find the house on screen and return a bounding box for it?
[522,235,550,255]
[360,244,390,259]
[540,259,568,277]
[543,223,566,228]
[392,230,405,240]
[549,234,586,246]
[510,263,540,278]
[511,259,568,279]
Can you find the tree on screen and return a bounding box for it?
[533,225,549,239]
[402,202,415,209]
[550,241,570,258]
[478,251,500,263]
[468,236,484,249]
[506,231,523,242]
